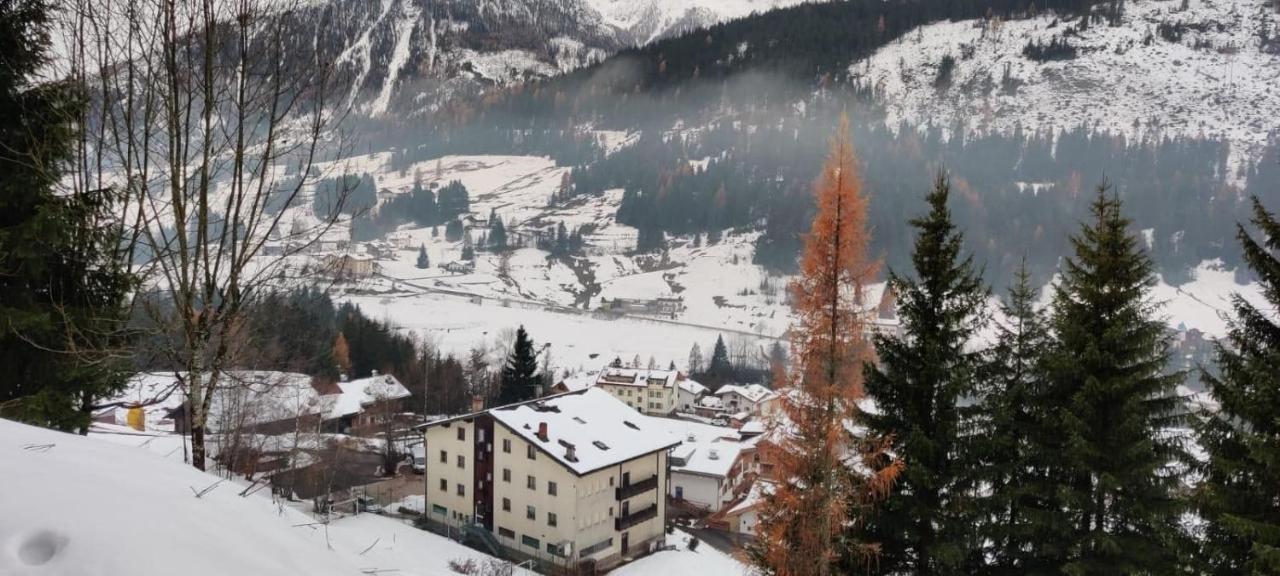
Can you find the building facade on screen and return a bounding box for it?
[420,389,679,571]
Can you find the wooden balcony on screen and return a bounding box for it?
[615,475,658,501]
[614,504,659,531]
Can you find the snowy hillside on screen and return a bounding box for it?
[0,418,532,576]
[586,0,820,44]
[852,0,1280,180]
[290,152,794,372]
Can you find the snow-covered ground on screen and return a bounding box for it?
[611,528,749,575]
[853,0,1280,180]
[0,417,530,576]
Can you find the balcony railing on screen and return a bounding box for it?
[615,475,659,501]
[614,504,659,531]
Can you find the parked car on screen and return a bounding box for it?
[710,416,729,427]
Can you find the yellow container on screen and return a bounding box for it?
[126,407,145,431]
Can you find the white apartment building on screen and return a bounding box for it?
[419,388,679,571]
[592,367,706,415]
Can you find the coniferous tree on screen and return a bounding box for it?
[0,0,136,431]
[754,115,900,576]
[416,245,430,269]
[1042,185,1190,574]
[461,233,475,261]
[862,172,989,575]
[976,260,1058,574]
[497,326,539,405]
[489,214,508,250]
[1194,197,1280,575]
[707,335,734,384]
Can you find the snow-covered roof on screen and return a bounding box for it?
[486,388,682,475]
[555,370,600,392]
[698,396,723,408]
[100,371,322,432]
[651,419,750,479]
[677,378,708,396]
[723,479,773,517]
[715,383,776,404]
[327,373,411,419]
[594,367,681,389]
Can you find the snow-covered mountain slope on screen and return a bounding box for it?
[585,0,819,44]
[851,0,1280,181]
[268,0,824,118]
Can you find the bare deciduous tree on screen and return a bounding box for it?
[60,0,357,469]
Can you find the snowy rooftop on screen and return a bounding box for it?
[715,383,776,404]
[594,366,681,389]
[481,388,682,475]
[327,372,412,419]
[555,370,601,392]
[723,479,773,517]
[677,378,708,396]
[652,419,752,479]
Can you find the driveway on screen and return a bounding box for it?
[683,526,756,559]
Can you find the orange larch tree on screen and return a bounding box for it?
[333,332,351,376]
[753,115,902,576]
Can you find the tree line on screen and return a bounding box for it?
[753,118,1280,575]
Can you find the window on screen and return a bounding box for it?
[457,427,465,441]
[502,498,510,512]
[527,444,536,460]
[439,450,447,463]
[456,483,465,496]
[432,504,447,516]
[548,512,557,527]
[547,543,564,557]
[527,475,536,490]
[439,478,447,492]
[521,535,540,549]
[457,454,465,468]
[502,468,511,482]
[548,481,557,496]
[502,438,511,453]
[498,527,514,539]
[526,505,536,520]
[580,538,613,557]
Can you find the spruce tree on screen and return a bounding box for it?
[707,335,734,384]
[0,0,136,431]
[862,172,989,575]
[1194,196,1280,575]
[976,260,1059,574]
[416,245,430,269]
[1043,185,1189,574]
[489,213,507,250]
[497,326,539,405]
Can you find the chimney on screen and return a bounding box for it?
[371,369,379,377]
[471,395,484,412]
[565,443,577,462]
[339,373,348,382]
[537,422,548,442]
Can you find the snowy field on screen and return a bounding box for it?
[853,0,1280,180]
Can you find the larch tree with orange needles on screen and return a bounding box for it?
[752,116,902,576]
